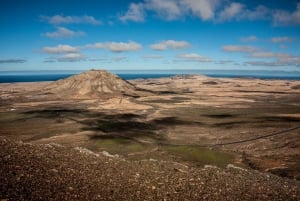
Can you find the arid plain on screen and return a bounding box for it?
[0,70,300,200]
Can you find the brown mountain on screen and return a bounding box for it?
[44,70,137,98]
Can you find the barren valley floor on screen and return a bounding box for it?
[0,72,299,200]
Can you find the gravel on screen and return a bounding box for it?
[0,139,299,201]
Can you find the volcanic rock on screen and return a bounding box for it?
[44,70,137,98]
[1,139,299,201]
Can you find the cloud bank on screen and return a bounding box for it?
[44,27,85,39]
[223,43,300,67]
[273,3,300,26]
[42,44,85,62]
[120,1,300,26]
[120,0,220,22]
[42,45,80,54]
[56,53,86,62]
[150,40,190,50]
[222,45,259,53]
[40,15,102,25]
[120,3,145,22]
[271,36,294,43]
[86,41,142,52]
[176,53,211,62]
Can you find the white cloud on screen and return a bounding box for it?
[57,53,86,62]
[105,41,142,52]
[239,36,293,44]
[86,41,142,52]
[44,27,85,39]
[181,0,220,20]
[250,51,289,58]
[216,60,233,64]
[240,35,259,42]
[45,53,86,62]
[246,50,300,67]
[42,45,80,54]
[150,40,190,50]
[240,5,270,21]
[176,53,212,62]
[120,3,145,22]
[145,0,184,20]
[271,36,294,43]
[217,2,244,22]
[223,41,300,67]
[278,55,300,64]
[119,1,300,27]
[244,61,282,67]
[273,3,300,26]
[245,57,300,67]
[229,3,300,26]
[40,15,102,25]
[222,45,258,53]
[217,4,270,22]
[120,0,220,22]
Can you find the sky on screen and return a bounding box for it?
[0,0,300,72]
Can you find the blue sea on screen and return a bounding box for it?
[0,70,300,83]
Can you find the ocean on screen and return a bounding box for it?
[0,70,300,83]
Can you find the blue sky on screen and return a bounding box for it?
[0,0,300,72]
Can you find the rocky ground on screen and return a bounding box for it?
[1,139,299,201]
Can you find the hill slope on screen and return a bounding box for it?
[0,139,299,201]
[44,70,137,98]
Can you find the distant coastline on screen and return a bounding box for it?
[0,70,300,83]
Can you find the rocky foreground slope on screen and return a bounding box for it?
[0,139,299,201]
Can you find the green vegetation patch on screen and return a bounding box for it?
[164,145,234,167]
[0,112,33,122]
[91,137,147,155]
